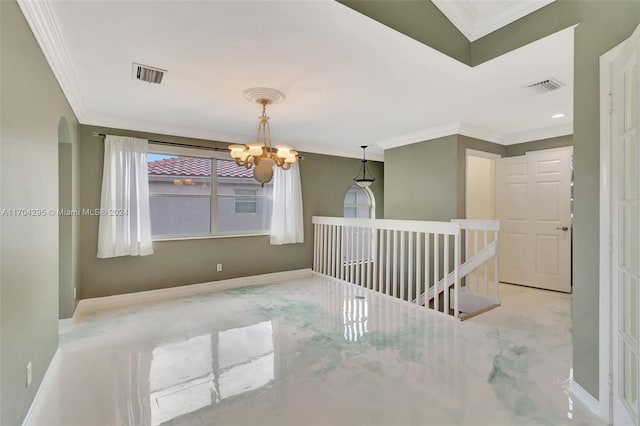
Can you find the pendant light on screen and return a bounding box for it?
[353,145,375,188]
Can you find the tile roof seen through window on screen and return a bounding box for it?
[148,157,254,178]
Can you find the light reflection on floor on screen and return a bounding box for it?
[29,276,604,426]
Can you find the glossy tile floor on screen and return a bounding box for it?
[30,276,602,426]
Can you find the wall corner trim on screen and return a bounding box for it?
[22,348,62,426]
[569,380,603,421]
[16,0,87,122]
[74,268,313,319]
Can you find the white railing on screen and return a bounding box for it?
[312,216,462,317]
[454,219,500,301]
[312,216,501,320]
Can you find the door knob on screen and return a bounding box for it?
[556,226,569,231]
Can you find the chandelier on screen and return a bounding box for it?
[229,88,297,185]
[353,145,375,187]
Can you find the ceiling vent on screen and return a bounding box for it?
[133,63,166,84]
[525,77,565,94]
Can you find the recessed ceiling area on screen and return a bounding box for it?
[24,0,573,160]
[431,0,556,42]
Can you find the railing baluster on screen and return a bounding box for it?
[367,229,373,289]
[494,230,500,301]
[408,232,414,303]
[329,225,334,278]
[372,228,378,291]
[473,229,479,292]
[464,228,468,291]
[454,232,460,318]
[400,231,406,301]
[393,230,398,298]
[313,224,318,272]
[444,234,449,315]
[424,233,430,307]
[377,229,382,293]
[349,226,355,284]
[336,225,344,280]
[385,229,391,295]
[416,232,421,305]
[355,227,361,287]
[483,230,489,296]
[434,233,439,313]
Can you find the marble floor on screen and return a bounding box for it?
[29,275,602,426]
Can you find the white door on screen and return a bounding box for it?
[496,147,572,292]
[611,23,640,426]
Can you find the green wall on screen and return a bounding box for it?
[78,125,384,298]
[0,1,80,424]
[384,135,458,221]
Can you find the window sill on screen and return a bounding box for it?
[153,233,270,242]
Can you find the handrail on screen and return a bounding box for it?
[451,219,500,231]
[312,216,460,235]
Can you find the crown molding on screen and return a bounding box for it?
[432,0,555,42]
[83,116,385,162]
[17,0,87,122]
[375,122,461,150]
[375,121,573,150]
[457,122,504,144]
[500,122,573,145]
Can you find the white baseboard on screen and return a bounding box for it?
[74,268,313,320]
[22,348,61,426]
[570,380,603,421]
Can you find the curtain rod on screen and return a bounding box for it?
[92,132,229,152]
[92,132,304,159]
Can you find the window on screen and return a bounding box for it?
[343,185,374,219]
[234,189,257,214]
[147,151,272,238]
[342,186,375,265]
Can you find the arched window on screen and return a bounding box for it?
[343,185,375,219]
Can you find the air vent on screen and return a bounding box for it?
[525,77,565,94]
[133,63,166,84]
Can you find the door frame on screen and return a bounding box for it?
[595,40,626,424]
[464,148,501,219]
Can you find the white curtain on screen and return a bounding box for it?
[270,162,304,245]
[97,135,153,258]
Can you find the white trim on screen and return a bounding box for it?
[22,349,61,426]
[465,149,501,161]
[375,121,574,151]
[16,0,87,122]
[375,122,462,150]
[431,0,555,42]
[73,269,312,320]
[598,40,625,425]
[458,122,504,144]
[500,123,574,145]
[570,379,602,419]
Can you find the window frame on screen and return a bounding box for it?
[343,185,375,219]
[148,145,272,240]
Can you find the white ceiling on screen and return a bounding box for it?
[21,0,573,160]
[432,0,556,42]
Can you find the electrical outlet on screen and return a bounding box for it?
[26,362,32,387]
[73,287,77,299]
[216,263,223,272]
